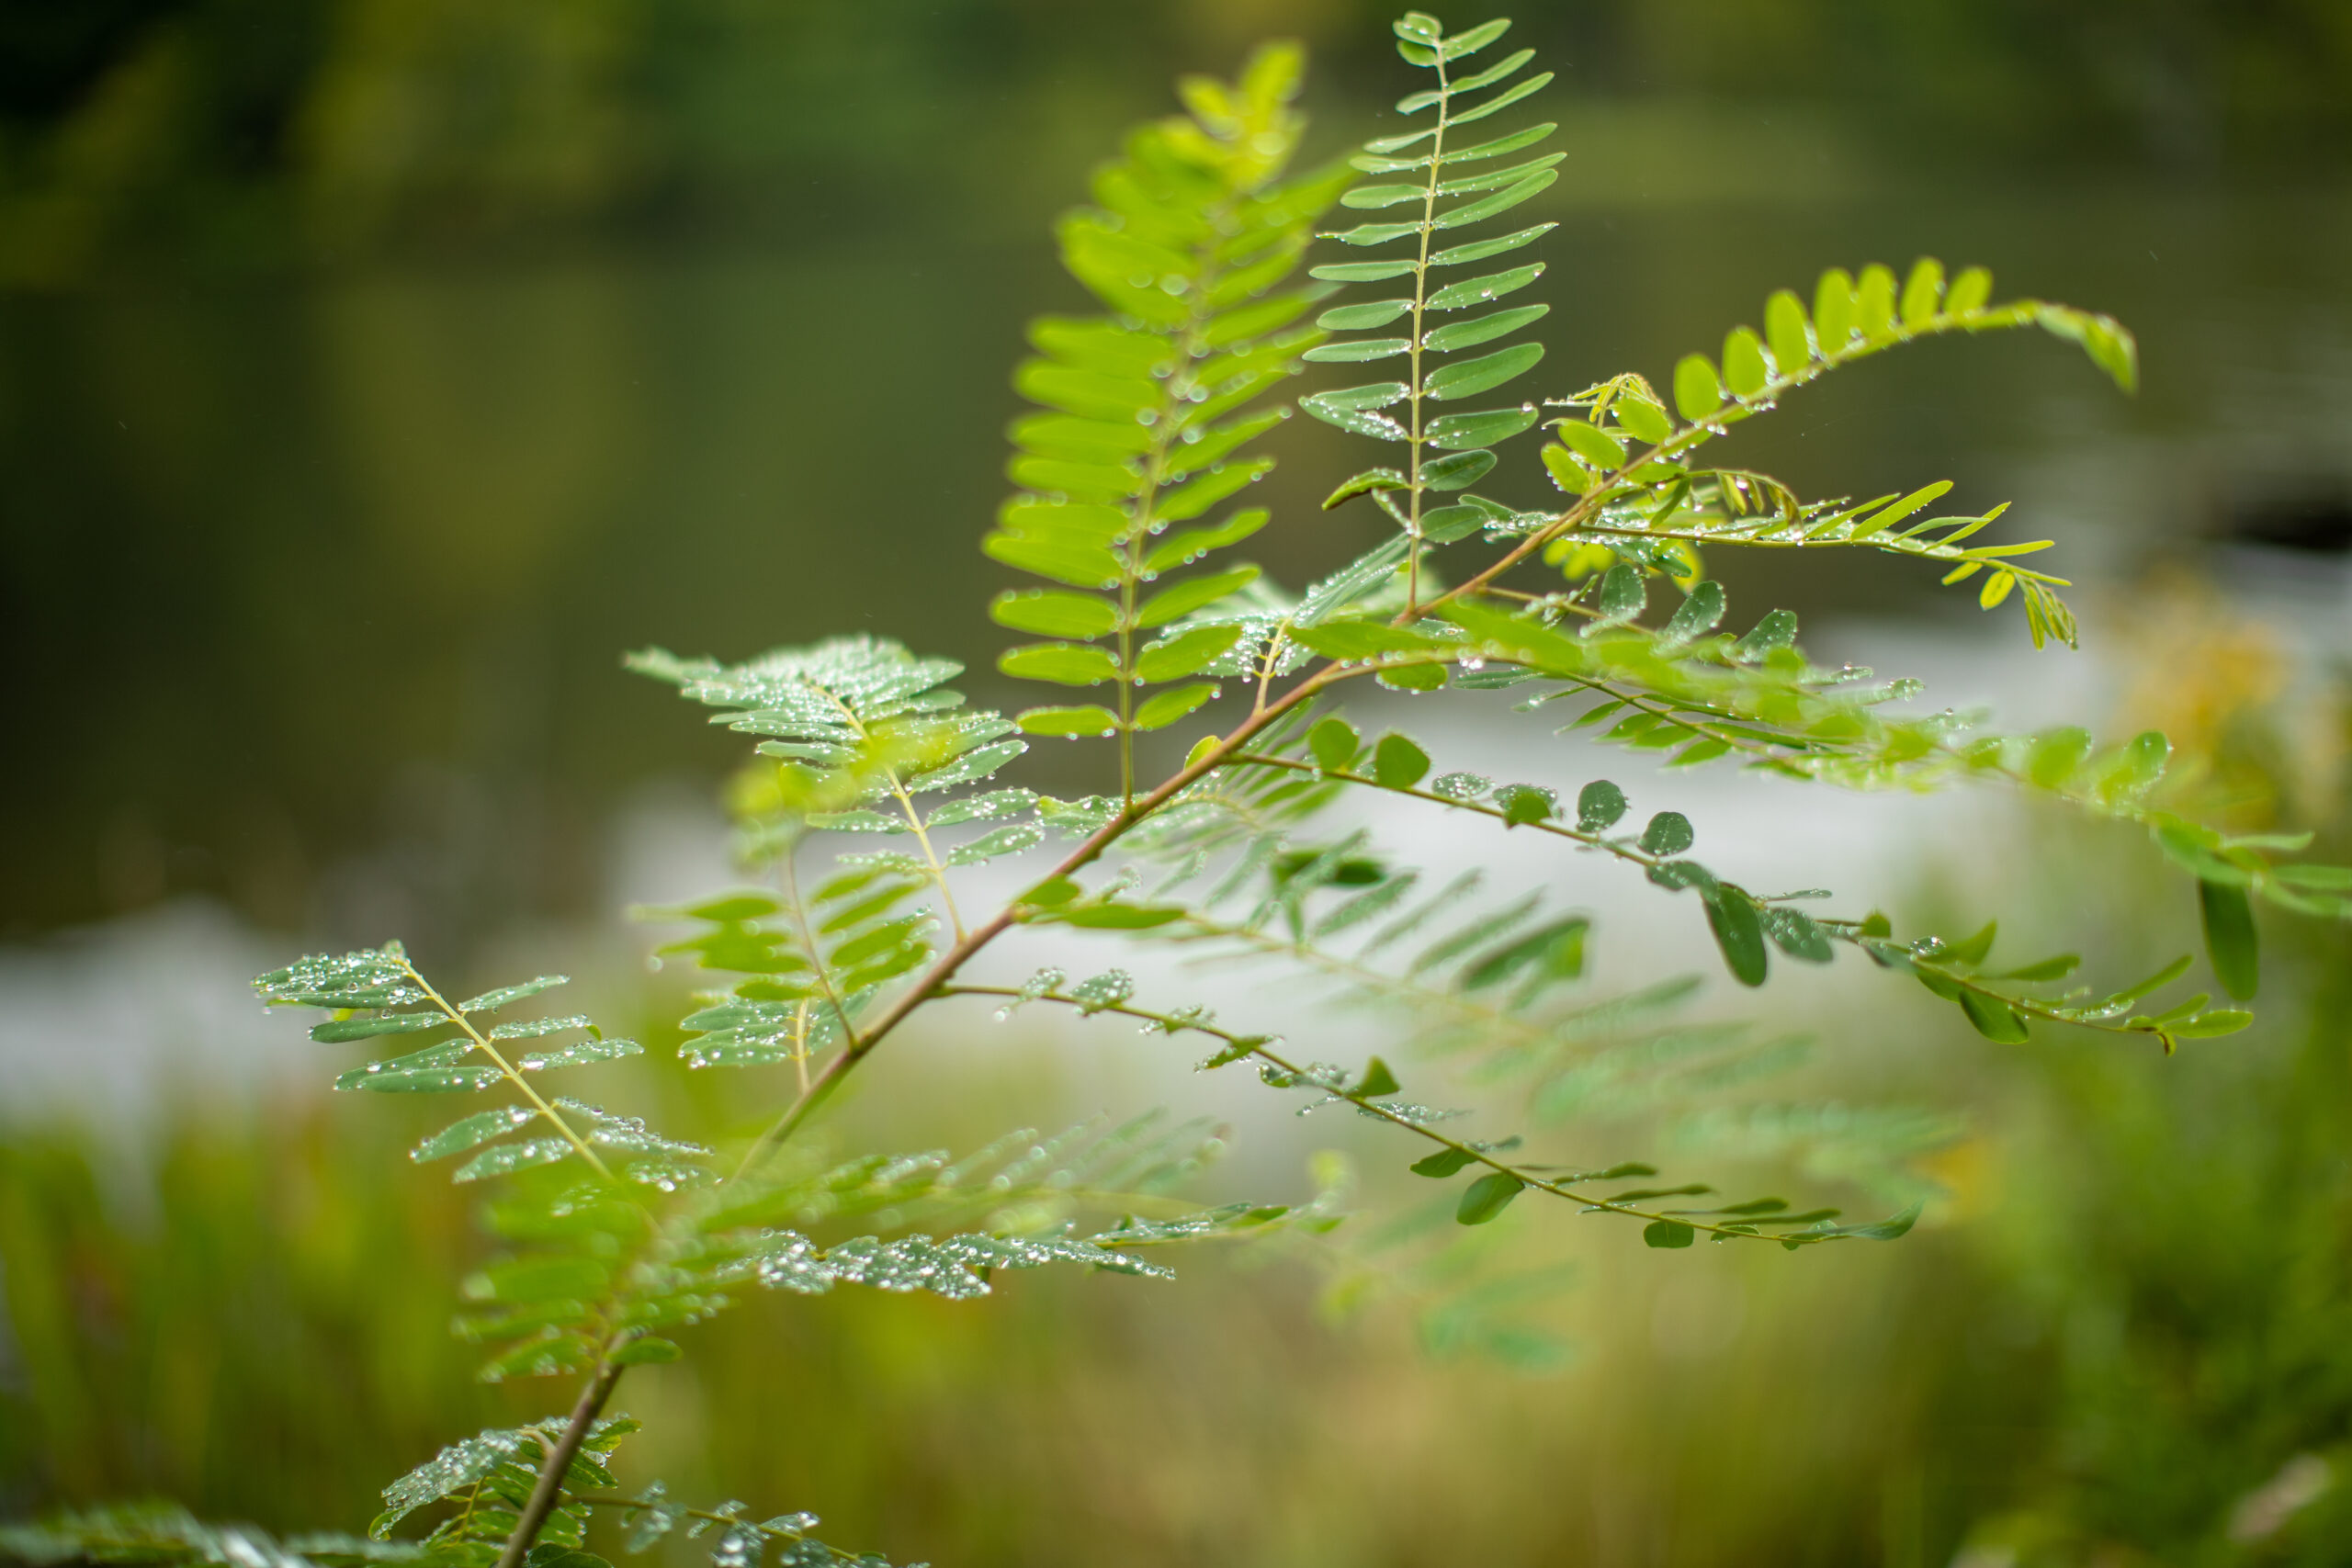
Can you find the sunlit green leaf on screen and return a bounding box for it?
[1673,355,1724,420]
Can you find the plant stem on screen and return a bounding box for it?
[729,669,1340,1177]
[495,1357,625,1568]
[1403,48,1453,611]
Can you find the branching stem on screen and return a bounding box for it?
[1402,48,1453,610]
[495,1355,625,1568]
[729,667,1345,1177]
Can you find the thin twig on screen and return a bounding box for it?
[936,985,1871,1246]
[494,1356,624,1568]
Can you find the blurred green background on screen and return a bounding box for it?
[3,2,2351,1565]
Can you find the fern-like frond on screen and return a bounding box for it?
[254,945,680,1190]
[629,636,1030,917]
[1535,467,2079,648]
[1306,12,1556,605]
[986,42,1353,795]
[1205,712,2260,1051]
[1485,259,2137,644]
[940,976,1917,1251]
[372,1413,638,1548]
[1528,260,2134,503]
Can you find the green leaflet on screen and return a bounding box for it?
[1427,263,1543,310]
[1435,151,1563,196]
[1411,1147,1479,1178]
[2199,879,2259,1000]
[1429,224,1555,266]
[1143,507,1270,573]
[1702,889,1770,987]
[517,1038,643,1072]
[1426,342,1544,400]
[1324,468,1410,509]
[1308,717,1362,770]
[1456,1171,1525,1225]
[991,590,1120,639]
[1555,419,1626,468]
[1317,298,1414,329]
[1424,303,1549,354]
[1638,812,1695,856]
[1957,988,2030,1043]
[1137,625,1246,682]
[1589,564,1645,626]
[1577,780,1628,830]
[1674,354,1724,419]
[1000,643,1122,686]
[1447,72,1554,127]
[1311,258,1419,282]
[1425,406,1537,449]
[1430,168,1555,229]
[310,1011,449,1043]
[335,1042,500,1095]
[1423,450,1497,490]
[1137,566,1260,626]
[1374,733,1431,789]
[413,1107,536,1163]
[454,1139,573,1184]
[1018,705,1123,738]
[459,976,571,1014]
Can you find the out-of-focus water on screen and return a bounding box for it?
[4,184,2346,956]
